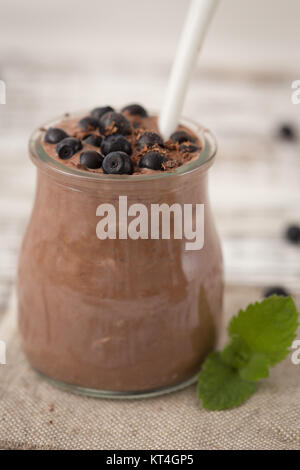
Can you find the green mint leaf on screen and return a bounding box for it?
[222,337,270,381]
[239,352,269,381]
[228,295,299,366]
[197,352,257,410]
[197,296,299,411]
[221,335,251,369]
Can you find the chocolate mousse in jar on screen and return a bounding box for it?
[18,104,223,397]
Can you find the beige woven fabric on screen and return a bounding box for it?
[0,292,300,450]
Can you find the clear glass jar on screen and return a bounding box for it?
[18,114,223,398]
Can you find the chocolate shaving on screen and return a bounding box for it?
[41,112,202,175]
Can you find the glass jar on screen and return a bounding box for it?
[18,114,223,398]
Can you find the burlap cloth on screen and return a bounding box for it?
[0,289,299,450]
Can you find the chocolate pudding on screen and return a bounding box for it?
[18,105,223,397]
[41,104,202,176]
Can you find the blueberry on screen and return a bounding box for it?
[44,127,68,144]
[101,134,132,156]
[98,120,106,135]
[100,112,131,136]
[170,130,195,144]
[139,151,168,170]
[91,106,114,120]
[137,132,164,150]
[80,151,103,169]
[56,138,82,160]
[179,144,200,153]
[264,286,290,298]
[68,137,82,152]
[278,124,297,142]
[83,134,102,147]
[78,116,99,131]
[285,224,300,244]
[102,151,133,175]
[121,104,148,117]
[123,156,134,175]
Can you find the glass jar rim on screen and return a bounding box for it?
[29,111,217,182]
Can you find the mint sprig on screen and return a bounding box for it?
[197,295,299,411]
[229,296,298,365]
[197,352,257,411]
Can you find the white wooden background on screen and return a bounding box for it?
[0,0,300,320]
